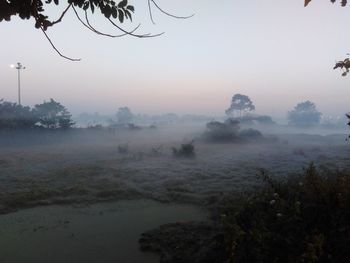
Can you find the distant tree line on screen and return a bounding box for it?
[0,99,74,130]
[225,93,350,128]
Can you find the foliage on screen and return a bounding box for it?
[116,106,134,124]
[172,141,195,158]
[288,101,322,127]
[305,0,348,7]
[305,0,350,76]
[226,94,255,118]
[204,119,240,142]
[127,123,142,130]
[221,163,350,263]
[238,128,262,139]
[0,0,134,29]
[33,98,74,129]
[117,143,129,154]
[0,100,37,129]
[1,0,191,60]
[150,145,163,156]
[333,58,350,76]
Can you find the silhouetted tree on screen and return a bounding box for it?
[0,99,37,129]
[288,101,322,127]
[33,99,74,129]
[116,106,134,124]
[226,94,255,118]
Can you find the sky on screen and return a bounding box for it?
[1,0,350,119]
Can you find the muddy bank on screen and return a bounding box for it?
[0,200,207,263]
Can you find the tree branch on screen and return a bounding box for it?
[72,6,143,38]
[150,0,194,20]
[49,4,72,27]
[108,18,164,38]
[84,10,141,38]
[41,27,81,61]
[147,0,156,25]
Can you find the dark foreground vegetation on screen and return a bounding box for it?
[140,164,350,263]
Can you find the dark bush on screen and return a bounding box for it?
[150,145,163,156]
[128,123,142,130]
[118,143,129,154]
[239,128,263,139]
[172,141,195,158]
[203,119,240,142]
[220,163,350,263]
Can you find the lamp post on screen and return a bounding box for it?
[11,62,26,105]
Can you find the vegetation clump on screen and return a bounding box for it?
[238,128,263,139]
[203,119,263,142]
[220,163,350,263]
[0,99,74,130]
[203,119,240,142]
[118,143,129,154]
[172,141,195,158]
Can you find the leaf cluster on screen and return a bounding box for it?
[305,0,348,7]
[0,0,134,30]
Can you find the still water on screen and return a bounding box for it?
[0,200,207,263]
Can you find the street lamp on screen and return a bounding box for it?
[10,62,26,105]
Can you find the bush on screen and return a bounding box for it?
[118,143,129,154]
[220,163,350,263]
[203,119,264,142]
[203,119,240,142]
[172,141,195,158]
[238,128,262,139]
[150,145,163,156]
[128,123,142,130]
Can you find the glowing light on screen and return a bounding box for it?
[10,64,15,68]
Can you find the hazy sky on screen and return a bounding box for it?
[1,0,349,119]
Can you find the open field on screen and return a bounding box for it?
[0,124,349,214]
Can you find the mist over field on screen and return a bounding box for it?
[2,0,350,262]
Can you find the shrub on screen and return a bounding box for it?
[118,143,129,154]
[220,163,350,263]
[203,119,240,142]
[128,123,142,130]
[150,145,163,156]
[172,141,195,158]
[238,128,262,139]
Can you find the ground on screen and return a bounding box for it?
[0,123,348,214]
